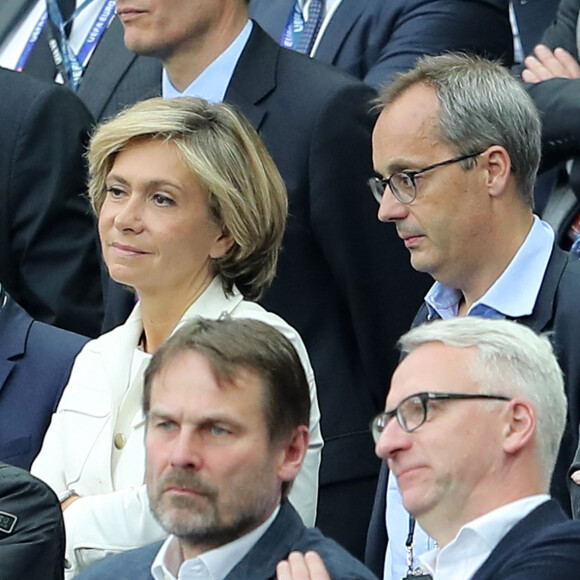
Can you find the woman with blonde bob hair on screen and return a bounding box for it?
[32,97,322,577]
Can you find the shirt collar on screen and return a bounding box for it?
[162,20,253,103]
[425,216,555,320]
[151,505,280,580]
[419,495,550,578]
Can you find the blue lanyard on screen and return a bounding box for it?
[280,2,305,50]
[15,10,49,71]
[16,0,115,89]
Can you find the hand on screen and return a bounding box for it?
[522,44,580,83]
[61,493,80,511]
[571,470,580,485]
[276,552,331,580]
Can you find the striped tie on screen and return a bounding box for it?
[295,0,324,54]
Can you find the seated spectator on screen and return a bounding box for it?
[366,51,580,580]
[0,461,65,580]
[519,0,580,238]
[0,66,103,337]
[75,318,375,580]
[0,286,88,470]
[249,0,514,87]
[31,97,322,578]
[281,317,580,579]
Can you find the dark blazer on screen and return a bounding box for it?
[20,13,162,123]
[0,461,65,580]
[249,0,513,87]
[472,500,580,579]
[0,292,89,469]
[75,501,378,580]
[102,23,432,558]
[523,0,580,172]
[511,0,560,57]
[365,245,580,575]
[0,67,103,337]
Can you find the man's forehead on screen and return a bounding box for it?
[387,342,476,405]
[373,86,443,173]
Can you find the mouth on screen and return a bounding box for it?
[399,232,425,249]
[116,6,147,22]
[110,242,151,257]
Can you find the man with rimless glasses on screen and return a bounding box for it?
[277,318,580,580]
[364,53,580,580]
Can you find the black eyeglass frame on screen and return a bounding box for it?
[370,391,510,442]
[368,150,485,205]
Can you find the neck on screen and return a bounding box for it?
[138,274,215,353]
[164,11,248,92]
[454,211,535,314]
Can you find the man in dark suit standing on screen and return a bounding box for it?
[0,66,103,337]
[75,318,377,580]
[249,0,514,87]
[113,0,431,558]
[0,286,88,470]
[366,52,580,578]
[0,0,161,122]
[281,317,580,580]
[0,461,66,580]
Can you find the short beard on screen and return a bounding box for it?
[148,468,274,550]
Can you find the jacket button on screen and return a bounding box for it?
[114,433,126,449]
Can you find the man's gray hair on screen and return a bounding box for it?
[378,53,541,207]
[399,317,566,489]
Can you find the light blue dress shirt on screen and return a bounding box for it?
[384,216,555,580]
[162,20,253,103]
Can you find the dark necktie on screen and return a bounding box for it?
[296,0,324,54]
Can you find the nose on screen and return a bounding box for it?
[375,414,412,461]
[113,195,144,233]
[377,191,409,223]
[168,429,203,470]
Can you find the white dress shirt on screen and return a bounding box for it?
[151,507,280,580]
[419,495,550,580]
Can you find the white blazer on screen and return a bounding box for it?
[31,278,323,577]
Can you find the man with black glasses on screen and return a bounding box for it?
[365,53,580,580]
[278,317,580,580]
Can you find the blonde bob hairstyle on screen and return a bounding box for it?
[87,97,288,301]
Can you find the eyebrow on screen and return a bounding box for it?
[105,174,183,191]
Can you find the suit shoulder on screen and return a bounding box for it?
[75,542,161,579]
[292,527,379,579]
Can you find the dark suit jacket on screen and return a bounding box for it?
[249,0,513,87]
[365,245,580,575]
[75,501,378,580]
[511,0,560,57]
[0,292,88,469]
[0,67,103,337]
[472,500,580,579]
[0,461,65,580]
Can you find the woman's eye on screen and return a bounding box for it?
[152,193,175,207]
[106,186,126,199]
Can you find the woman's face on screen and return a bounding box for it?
[99,139,231,296]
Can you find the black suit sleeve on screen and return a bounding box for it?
[1,77,103,337]
[0,463,65,580]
